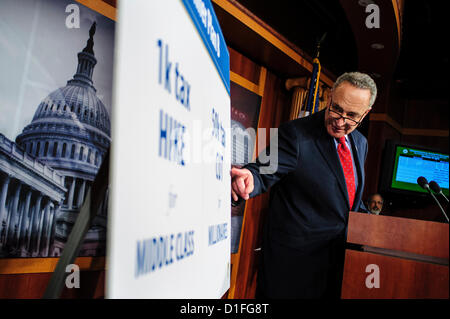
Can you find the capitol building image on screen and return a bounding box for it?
[0,22,110,258]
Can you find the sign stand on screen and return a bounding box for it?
[43,151,110,299]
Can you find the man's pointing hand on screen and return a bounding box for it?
[230,167,254,201]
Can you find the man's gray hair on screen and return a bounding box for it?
[333,72,377,108]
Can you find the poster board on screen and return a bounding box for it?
[106,0,231,298]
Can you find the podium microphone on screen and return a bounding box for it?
[417,176,449,223]
[231,196,244,207]
[429,180,449,203]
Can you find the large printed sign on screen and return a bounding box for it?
[106,0,231,298]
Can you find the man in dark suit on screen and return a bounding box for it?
[231,72,377,299]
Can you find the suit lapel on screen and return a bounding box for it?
[314,125,349,209]
[349,133,364,210]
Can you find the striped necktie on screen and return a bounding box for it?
[337,137,355,209]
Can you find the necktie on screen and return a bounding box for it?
[337,137,355,209]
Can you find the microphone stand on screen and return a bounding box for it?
[437,191,449,204]
[425,186,449,223]
[429,181,449,204]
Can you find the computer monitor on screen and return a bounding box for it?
[380,140,449,197]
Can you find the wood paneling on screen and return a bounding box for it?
[0,257,105,298]
[229,47,261,85]
[403,99,449,130]
[339,0,400,83]
[401,135,449,153]
[343,212,449,299]
[364,110,448,216]
[230,71,260,95]
[0,270,105,299]
[369,113,403,134]
[0,257,105,275]
[365,111,448,198]
[75,0,116,20]
[212,0,335,85]
[259,71,291,130]
[369,113,448,138]
[342,250,448,299]
[231,194,269,299]
[229,62,291,299]
[389,204,449,223]
[101,0,116,8]
[364,121,401,198]
[347,212,449,259]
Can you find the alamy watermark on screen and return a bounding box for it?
[365,264,380,289]
[65,4,80,29]
[162,122,279,175]
[65,264,80,289]
[365,4,380,29]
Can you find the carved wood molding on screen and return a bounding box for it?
[369,113,449,137]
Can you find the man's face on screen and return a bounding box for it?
[324,81,372,139]
[368,194,383,214]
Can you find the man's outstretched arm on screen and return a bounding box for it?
[230,121,299,202]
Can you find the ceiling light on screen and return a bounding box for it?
[358,0,375,6]
[371,43,384,50]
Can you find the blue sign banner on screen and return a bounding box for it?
[182,0,230,95]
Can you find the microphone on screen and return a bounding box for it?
[417,176,429,189]
[417,176,449,223]
[429,180,449,203]
[231,196,244,207]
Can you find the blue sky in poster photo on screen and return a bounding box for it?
[0,0,115,141]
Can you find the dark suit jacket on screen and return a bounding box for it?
[244,109,368,298]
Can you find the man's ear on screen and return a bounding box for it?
[361,107,372,121]
[357,107,372,127]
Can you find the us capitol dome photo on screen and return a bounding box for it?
[0,22,110,258]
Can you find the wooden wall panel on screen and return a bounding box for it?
[230,62,291,299]
[102,0,116,7]
[365,118,448,222]
[390,205,448,223]
[0,257,106,298]
[385,85,405,126]
[403,99,449,130]
[212,0,335,86]
[364,121,402,198]
[347,212,449,259]
[229,46,261,85]
[232,195,269,299]
[342,250,448,299]
[400,135,449,153]
[365,71,448,222]
[0,270,104,299]
[256,71,291,133]
[365,88,448,221]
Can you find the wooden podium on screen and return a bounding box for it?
[341,212,449,299]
